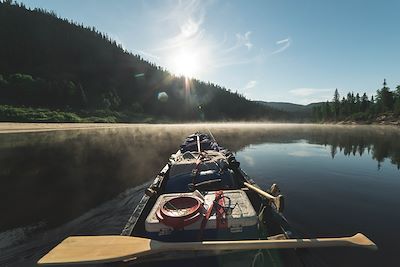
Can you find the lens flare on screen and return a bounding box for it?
[157,92,168,102]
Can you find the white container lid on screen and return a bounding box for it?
[145,189,257,233]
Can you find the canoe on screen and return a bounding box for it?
[120,132,317,266]
[37,132,376,266]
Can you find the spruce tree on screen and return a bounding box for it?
[376,79,394,112]
[361,93,369,112]
[394,85,400,115]
[332,89,340,120]
[355,93,361,113]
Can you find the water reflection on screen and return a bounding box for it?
[0,124,399,266]
[211,124,400,169]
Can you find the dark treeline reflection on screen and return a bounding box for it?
[1,124,399,233]
[212,124,400,170]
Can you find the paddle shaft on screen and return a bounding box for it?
[159,233,376,251]
[243,182,275,200]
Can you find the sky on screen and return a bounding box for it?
[18,0,400,104]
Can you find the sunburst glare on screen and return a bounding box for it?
[170,50,201,78]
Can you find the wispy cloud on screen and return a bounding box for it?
[180,18,202,38]
[244,80,257,90]
[236,31,253,50]
[276,38,289,45]
[223,31,253,54]
[152,17,205,52]
[211,56,259,69]
[271,37,291,55]
[147,0,206,53]
[289,88,332,97]
[131,49,160,61]
[289,88,333,104]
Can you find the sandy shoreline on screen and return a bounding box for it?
[0,122,135,134]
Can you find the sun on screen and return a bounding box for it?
[171,51,200,78]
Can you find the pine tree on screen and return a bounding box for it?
[394,85,400,115]
[332,88,340,120]
[361,93,369,112]
[394,98,400,116]
[396,85,400,97]
[369,95,377,115]
[376,79,394,112]
[346,93,353,115]
[355,93,361,113]
[313,106,322,121]
[340,96,347,118]
[322,101,332,120]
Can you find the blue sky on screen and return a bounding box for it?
[19,0,400,104]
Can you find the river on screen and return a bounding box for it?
[0,124,399,266]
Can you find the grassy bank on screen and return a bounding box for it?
[0,105,157,123]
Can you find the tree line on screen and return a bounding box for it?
[313,80,400,122]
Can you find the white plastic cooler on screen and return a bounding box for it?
[145,189,258,238]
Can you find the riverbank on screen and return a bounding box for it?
[0,105,159,124]
[334,113,400,126]
[0,122,135,134]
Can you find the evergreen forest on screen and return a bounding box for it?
[313,80,400,123]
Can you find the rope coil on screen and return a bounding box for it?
[156,196,204,230]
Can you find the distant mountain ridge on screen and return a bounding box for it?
[255,101,323,113]
[255,101,324,121]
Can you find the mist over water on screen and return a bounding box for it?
[0,124,399,266]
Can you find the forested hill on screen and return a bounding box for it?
[0,2,287,122]
[254,101,321,121]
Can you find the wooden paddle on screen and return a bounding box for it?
[244,182,284,212]
[38,233,377,265]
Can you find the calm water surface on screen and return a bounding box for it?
[0,124,399,266]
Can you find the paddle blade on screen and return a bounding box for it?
[38,236,152,265]
[350,233,378,250]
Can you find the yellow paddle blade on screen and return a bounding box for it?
[350,233,378,250]
[38,236,154,265]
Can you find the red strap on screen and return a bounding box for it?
[199,190,228,240]
[199,196,214,237]
[215,191,228,229]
